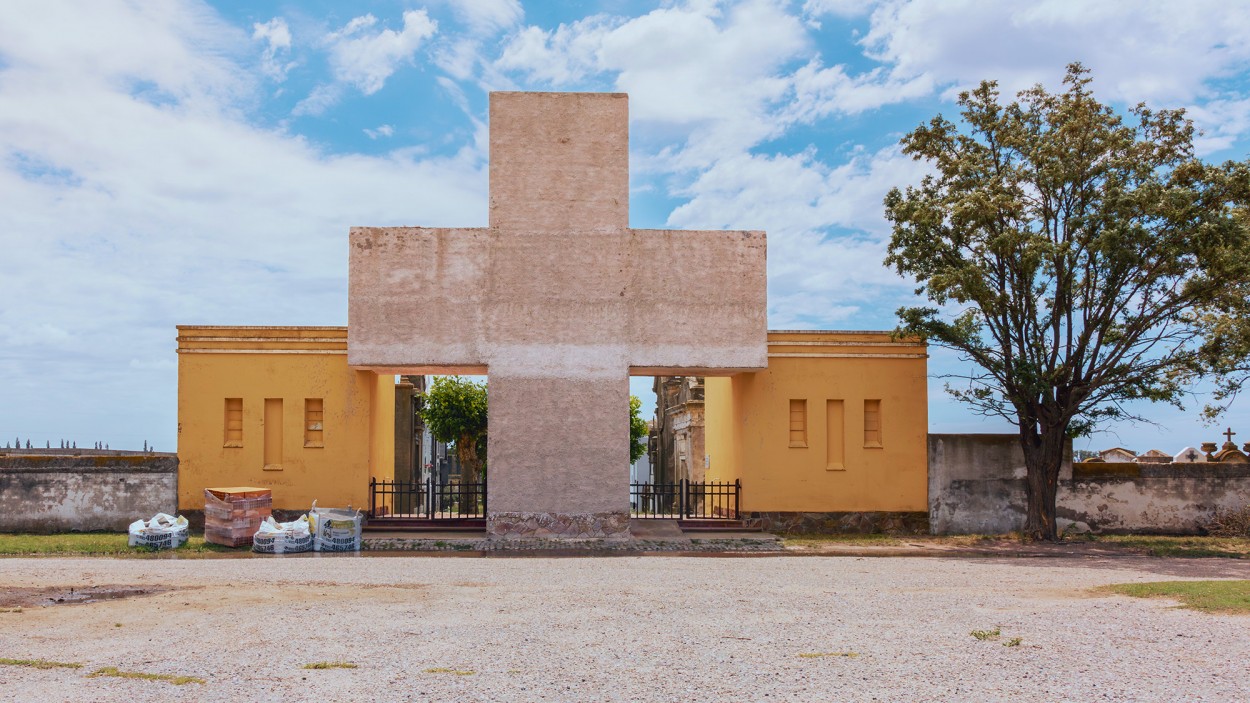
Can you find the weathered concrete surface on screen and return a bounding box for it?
[349,92,768,537]
[0,454,177,532]
[929,434,1250,534]
[743,511,929,535]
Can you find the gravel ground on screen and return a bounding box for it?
[0,554,1247,702]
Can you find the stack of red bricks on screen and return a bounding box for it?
[204,487,272,547]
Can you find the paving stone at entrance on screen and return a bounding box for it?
[629,519,687,540]
[349,93,767,538]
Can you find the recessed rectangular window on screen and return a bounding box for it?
[263,398,283,470]
[224,398,242,448]
[826,399,845,470]
[864,399,882,448]
[789,399,807,448]
[304,398,324,448]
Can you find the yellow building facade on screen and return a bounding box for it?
[704,331,928,529]
[176,326,394,511]
[177,326,926,531]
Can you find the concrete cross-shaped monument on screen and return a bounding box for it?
[348,92,767,538]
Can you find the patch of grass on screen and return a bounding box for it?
[1003,637,1023,647]
[0,533,234,557]
[1101,580,1250,614]
[303,661,358,670]
[0,657,82,670]
[782,533,905,548]
[798,651,859,658]
[932,533,1021,545]
[0,608,22,614]
[1085,535,1250,558]
[970,627,1001,641]
[424,667,475,675]
[88,666,205,685]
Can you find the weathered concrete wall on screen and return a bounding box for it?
[0,454,177,533]
[929,434,1250,534]
[348,92,768,537]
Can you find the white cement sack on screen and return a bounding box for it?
[309,502,362,552]
[252,515,313,554]
[127,513,189,550]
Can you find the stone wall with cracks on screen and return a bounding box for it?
[929,434,1250,535]
[0,453,177,532]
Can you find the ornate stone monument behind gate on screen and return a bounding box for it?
[348,92,767,538]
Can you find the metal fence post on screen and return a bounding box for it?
[426,476,435,519]
[369,477,376,517]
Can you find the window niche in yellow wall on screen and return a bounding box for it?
[788,399,807,447]
[305,398,324,448]
[223,398,242,448]
[826,399,845,470]
[864,399,882,448]
[263,398,283,470]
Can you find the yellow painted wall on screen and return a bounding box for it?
[176,326,394,511]
[704,331,928,512]
[703,376,740,483]
[368,369,395,484]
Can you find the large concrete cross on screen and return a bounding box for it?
[348,92,767,538]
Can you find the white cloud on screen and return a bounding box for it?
[425,0,524,89]
[1186,97,1250,155]
[783,58,932,121]
[252,17,295,81]
[496,17,617,85]
[0,1,484,449]
[443,0,523,36]
[665,144,929,326]
[860,0,1250,104]
[291,82,343,116]
[325,10,438,95]
[803,0,878,20]
[496,1,811,171]
[363,124,394,139]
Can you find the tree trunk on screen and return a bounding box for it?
[456,434,481,486]
[1020,427,1067,541]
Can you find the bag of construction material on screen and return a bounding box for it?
[252,515,313,554]
[309,501,362,552]
[127,513,189,550]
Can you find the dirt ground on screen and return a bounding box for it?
[0,554,1247,702]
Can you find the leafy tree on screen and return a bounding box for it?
[884,63,1250,541]
[421,376,488,485]
[1197,265,1250,418]
[630,395,649,464]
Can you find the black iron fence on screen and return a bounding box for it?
[630,479,740,520]
[369,478,486,519]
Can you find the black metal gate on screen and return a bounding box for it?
[630,479,740,519]
[369,478,486,519]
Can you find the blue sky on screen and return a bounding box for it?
[2,0,1249,454]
